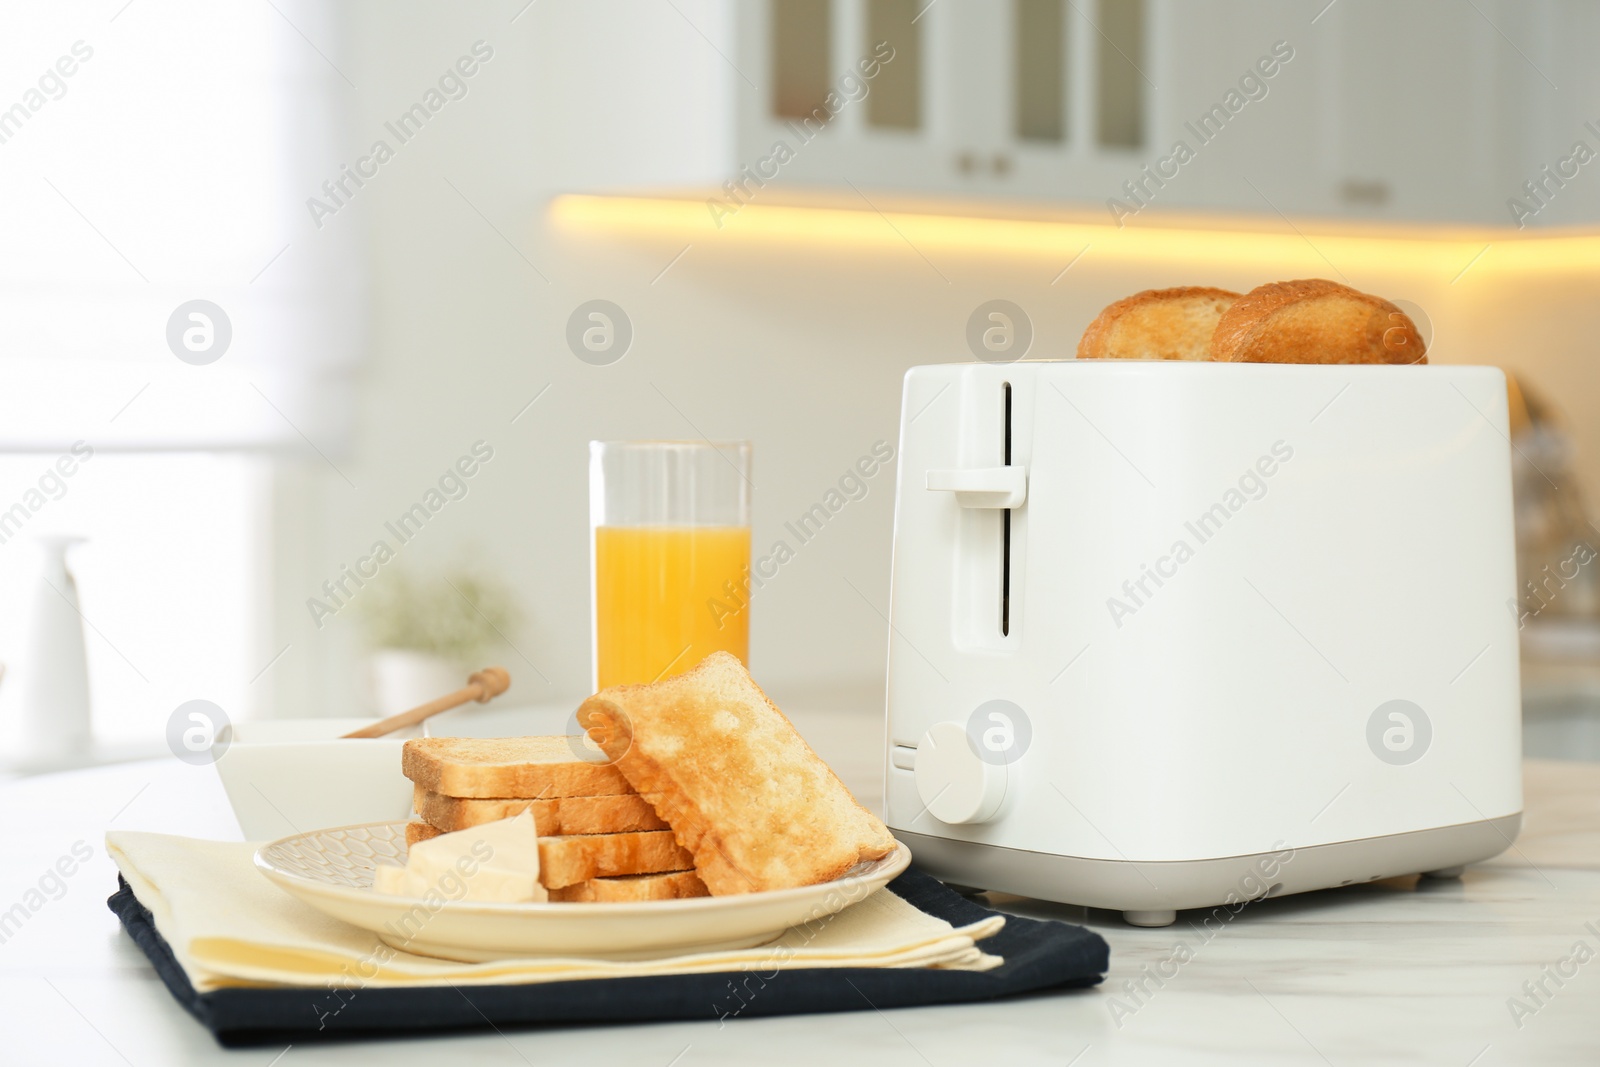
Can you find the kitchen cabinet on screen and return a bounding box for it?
[733,0,1145,204]
[1155,0,1526,226]
[729,0,1589,226]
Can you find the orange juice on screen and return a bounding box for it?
[593,525,751,689]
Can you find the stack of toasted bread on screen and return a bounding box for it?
[402,735,708,902]
[399,652,898,901]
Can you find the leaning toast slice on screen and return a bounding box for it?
[412,786,668,835]
[577,651,897,895]
[401,735,632,799]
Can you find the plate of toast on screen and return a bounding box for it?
[255,653,911,961]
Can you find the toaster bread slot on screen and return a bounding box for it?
[1002,380,1012,637]
[922,373,1028,652]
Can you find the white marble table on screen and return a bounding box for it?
[2,704,1597,1065]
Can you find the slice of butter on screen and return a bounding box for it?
[372,861,425,897]
[374,810,548,902]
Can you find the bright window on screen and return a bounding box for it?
[0,1,355,758]
[0,453,270,749]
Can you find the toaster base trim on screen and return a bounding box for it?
[894,812,1521,927]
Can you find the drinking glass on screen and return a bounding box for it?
[589,441,752,690]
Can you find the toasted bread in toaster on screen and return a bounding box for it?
[404,821,691,888]
[576,651,897,895]
[548,869,709,903]
[1209,279,1427,364]
[401,735,632,799]
[1077,286,1241,361]
[412,785,668,835]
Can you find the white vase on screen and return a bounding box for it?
[367,649,460,717]
[22,536,92,760]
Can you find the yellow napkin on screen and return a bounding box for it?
[107,831,1004,992]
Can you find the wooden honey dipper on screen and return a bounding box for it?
[341,667,510,739]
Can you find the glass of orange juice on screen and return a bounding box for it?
[589,440,752,690]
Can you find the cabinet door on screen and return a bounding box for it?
[1133,0,1324,219]
[732,0,967,198]
[1318,0,1508,223]
[1000,0,1159,204]
[931,0,1013,188]
[1502,0,1600,228]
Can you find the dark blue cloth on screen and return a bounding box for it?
[108,867,1108,1047]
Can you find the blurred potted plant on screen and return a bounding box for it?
[355,567,521,714]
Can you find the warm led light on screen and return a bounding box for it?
[550,193,1600,279]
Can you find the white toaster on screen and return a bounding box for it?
[882,360,1522,926]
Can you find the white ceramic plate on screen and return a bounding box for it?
[255,821,911,962]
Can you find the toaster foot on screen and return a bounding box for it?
[1122,909,1176,928]
[1421,866,1464,879]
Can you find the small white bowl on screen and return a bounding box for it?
[212,719,421,841]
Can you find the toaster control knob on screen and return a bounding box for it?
[914,722,1009,825]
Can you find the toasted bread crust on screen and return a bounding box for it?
[412,787,668,835]
[548,869,708,903]
[401,736,633,799]
[536,830,693,888]
[1077,286,1241,361]
[1209,279,1427,364]
[578,652,896,896]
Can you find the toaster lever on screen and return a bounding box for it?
[925,466,1027,509]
